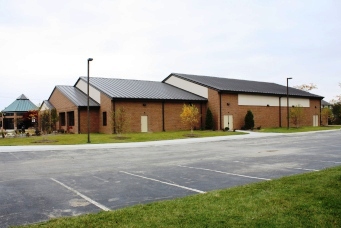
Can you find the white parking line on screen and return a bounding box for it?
[50,178,111,211]
[93,176,109,183]
[120,171,206,194]
[178,165,271,181]
[287,167,319,171]
[319,160,341,164]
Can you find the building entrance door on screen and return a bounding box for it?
[223,115,233,130]
[313,115,319,127]
[141,116,148,132]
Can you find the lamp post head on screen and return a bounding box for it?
[287,77,292,80]
[88,58,93,62]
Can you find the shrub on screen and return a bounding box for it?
[205,107,214,130]
[244,110,254,130]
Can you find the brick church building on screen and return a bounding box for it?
[41,73,323,134]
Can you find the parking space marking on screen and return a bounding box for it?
[93,176,109,183]
[178,165,271,181]
[50,178,111,211]
[120,171,206,194]
[319,160,341,164]
[286,167,319,171]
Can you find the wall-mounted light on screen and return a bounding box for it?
[267,104,270,107]
[227,103,230,106]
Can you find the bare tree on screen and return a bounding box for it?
[321,107,332,126]
[40,110,51,134]
[293,83,317,91]
[290,105,304,128]
[111,107,130,135]
[50,108,58,131]
[330,83,341,104]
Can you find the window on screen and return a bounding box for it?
[103,112,107,126]
[67,111,75,126]
[60,112,66,126]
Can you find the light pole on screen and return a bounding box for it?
[287,77,292,129]
[87,58,93,143]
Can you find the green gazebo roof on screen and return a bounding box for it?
[2,94,38,112]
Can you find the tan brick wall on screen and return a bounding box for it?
[99,94,113,134]
[207,89,221,130]
[110,100,162,133]
[49,87,322,133]
[49,88,99,134]
[98,100,205,133]
[79,107,100,134]
[49,89,78,133]
[164,102,203,131]
[217,94,322,130]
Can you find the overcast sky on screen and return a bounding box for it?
[1,0,340,110]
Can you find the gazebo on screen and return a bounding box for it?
[1,94,38,130]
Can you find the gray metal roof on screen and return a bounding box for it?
[78,77,207,101]
[2,94,38,112]
[55,85,100,107]
[321,100,332,106]
[166,73,323,98]
[40,100,55,110]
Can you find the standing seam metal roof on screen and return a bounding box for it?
[166,73,323,98]
[2,94,38,112]
[40,100,55,110]
[56,85,100,107]
[79,77,207,101]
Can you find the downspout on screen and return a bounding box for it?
[219,92,222,130]
[113,99,116,134]
[200,102,203,129]
[279,96,282,127]
[78,107,80,133]
[319,99,322,126]
[162,101,165,131]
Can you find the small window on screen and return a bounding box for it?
[67,111,75,126]
[103,112,107,126]
[60,112,66,126]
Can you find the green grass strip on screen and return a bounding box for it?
[0,130,244,146]
[19,166,341,228]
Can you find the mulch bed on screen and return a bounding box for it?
[183,134,200,138]
[113,136,131,140]
[31,139,58,143]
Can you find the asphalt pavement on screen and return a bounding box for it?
[0,130,340,227]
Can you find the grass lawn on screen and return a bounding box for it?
[259,125,341,133]
[18,166,341,227]
[0,130,245,146]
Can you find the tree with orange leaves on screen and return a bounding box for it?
[180,104,200,134]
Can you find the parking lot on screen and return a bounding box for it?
[0,130,340,227]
